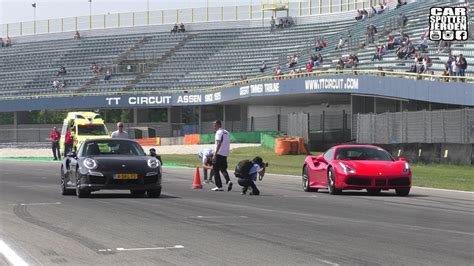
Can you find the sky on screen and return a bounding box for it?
[0,0,273,24]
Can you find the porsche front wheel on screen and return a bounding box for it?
[302,166,317,192]
[75,173,90,198]
[327,168,341,195]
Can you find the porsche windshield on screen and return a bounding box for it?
[335,147,393,161]
[77,124,108,135]
[82,140,146,156]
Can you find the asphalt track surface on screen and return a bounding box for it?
[0,161,473,265]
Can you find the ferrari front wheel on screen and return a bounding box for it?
[302,166,317,192]
[327,168,341,195]
[395,188,410,196]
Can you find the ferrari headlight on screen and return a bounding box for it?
[83,158,98,170]
[339,162,355,174]
[403,162,410,173]
[147,158,160,168]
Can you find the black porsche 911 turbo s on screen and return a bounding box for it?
[60,138,162,198]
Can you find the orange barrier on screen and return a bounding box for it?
[136,137,160,146]
[184,134,200,145]
[274,137,307,155]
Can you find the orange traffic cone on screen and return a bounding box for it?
[192,167,203,189]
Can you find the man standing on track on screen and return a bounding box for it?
[50,126,61,160]
[211,120,232,192]
[111,122,129,138]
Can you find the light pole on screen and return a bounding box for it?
[147,0,150,25]
[32,3,37,34]
[88,0,92,29]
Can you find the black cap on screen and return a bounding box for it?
[252,156,264,166]
[213,120,222,126]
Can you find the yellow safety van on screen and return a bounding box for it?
[60,112,110,152]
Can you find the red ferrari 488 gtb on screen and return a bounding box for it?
[302,145,411,196]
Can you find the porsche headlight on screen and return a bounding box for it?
[147,158,160,168]
[339,162,355,174]
[83,158,98,170]
[403,162,410,173]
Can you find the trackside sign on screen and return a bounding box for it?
[305,78,359,90]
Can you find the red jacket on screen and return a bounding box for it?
[64,131,73,145]
[50,130,61,142]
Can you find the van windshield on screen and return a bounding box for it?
[77,124,108,135]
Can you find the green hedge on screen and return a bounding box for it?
[261,132,286,150]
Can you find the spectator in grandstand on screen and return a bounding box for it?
[362,9,368,20]
[287,55,298,68]
[416,36,428,52]
[260,61,267,73]
[336,58,345,70]
[451,56,458,77]
[52,79,60,89]
[365,24,377,44]
[90,62,101,75]
[457,54,467,77]
[306,61,313,72]
[445,55,454,76]
[371,46,385,61]
[378,3,386,14]
[442,71,450,82]
[178,23,185,33]
[74,31,81,40]
[0,37,4,47]
[346,54,359,69]
[386,35,395,50]
[57,65,67,76]
[396,0,407,9]
[111,122,129,138]
[314,38,325,51]
[422,55,432,73]
[273,66,283,76]
[335,36,346,50]
[104,69,112,80]
[50,127,61,160]
[270,16,276,31]
[171,24,178,34]
[240,73,247,81]
[313,53,323,67]
[399,14,408,27]
[355,9,363,21]
[5,36,12,47]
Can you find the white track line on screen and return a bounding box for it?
[0,240,28,266]
[99,245,184,252]
[8,202,62,206]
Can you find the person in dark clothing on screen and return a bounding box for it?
[149,148,163,165]
[237,156,267,195]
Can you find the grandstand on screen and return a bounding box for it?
[0,0,473,145]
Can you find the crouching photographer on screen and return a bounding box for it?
[234,156,268,195]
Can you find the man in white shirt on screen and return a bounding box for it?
[211,120,232,191]
[111,122,129,138]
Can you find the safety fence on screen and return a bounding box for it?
[1,0,378,37]
[356,109,474,144]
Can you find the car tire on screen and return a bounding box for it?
[302,165,317,192]
[327,168,341,195]
[395,188,410,196]
[367,188,382,196]
[130,190,146,197]
[147,188,161,198]
[75,173,90,198]
[60,166,74,196]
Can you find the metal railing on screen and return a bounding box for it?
[1,69,472,101]
[0,1,375,37]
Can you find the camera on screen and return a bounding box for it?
[264,162,269,167]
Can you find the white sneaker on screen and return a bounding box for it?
[211,187,224,191]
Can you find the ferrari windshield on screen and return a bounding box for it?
[81,140,146,156]
[77,124,108,135]
[335,147,393,161]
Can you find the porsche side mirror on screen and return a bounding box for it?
[67,152,77,158]
[399,156,406,161]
